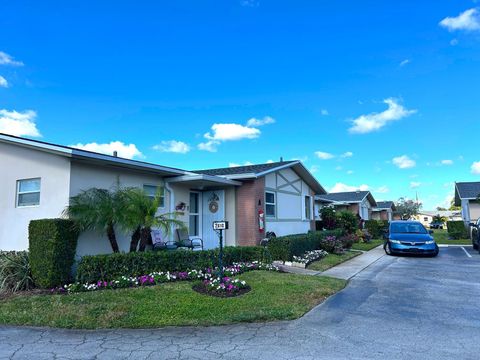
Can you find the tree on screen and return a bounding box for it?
[319,206,337,230]
[432,214,447,223]
[64,188,123,253]
[120,188,185,252]
[394,197,421,220]
[449,198,461,211]
[436,207,447,211]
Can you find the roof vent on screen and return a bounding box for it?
[113,151,118,157]
[280,156,283,162]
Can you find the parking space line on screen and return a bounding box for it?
[461,246,472,258]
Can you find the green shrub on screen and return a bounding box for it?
[76,246,264,283]
[29,219,79,288]
[365,220,383,239]
[319,207,337,230]
[447,221,468,239]
[267,230,343,261]
[336,211,358,234]
[0,251,35,293]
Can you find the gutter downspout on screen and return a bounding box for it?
[165,180,176,242]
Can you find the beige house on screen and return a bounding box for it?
[0,133,324,256]
[371,201,396,221]
[454,182,480,224]
[315,191,377,221]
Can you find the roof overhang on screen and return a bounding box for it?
[166,174,242,189]
[0,133,188,177]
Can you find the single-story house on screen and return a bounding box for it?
[0,133,325,256]
[454,181,480,224]
[315,191,377,221]
[371,201,396,221]
[413,210,462,228]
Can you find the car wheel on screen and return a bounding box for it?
[431,246,439,257]
[473,237,479,250]
[384,243,393,256]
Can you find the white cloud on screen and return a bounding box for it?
[341,151,353,158]
[410,181,421,189]
[0,76,8,88]
[440,8,480,32]
[246,116,275,127]
[321,109,329,116]
[400,59,411,67]
[310,165,319,174]
[70,141,143,159]
[335,165,343,171]
[349,98,417,134]
[346,170,354,175]
[330,183,369,193]
[392,155,416,169]
[450,38,459,46]
[153,140,190,154]
[441,159,453,165]
[375,186,390,194]
[205,123,260,141]
[229,161,254,167]
[197,141,218,152]
[471,161,480,174]
[0,51,24,66]
[315,151,335,160]
[240,0,259,7]
[266,159,274,164]
[0,109,40,137]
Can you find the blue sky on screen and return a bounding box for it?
[1,0,480,210]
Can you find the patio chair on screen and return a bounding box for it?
[151,230,177,251]
[176,228,203,251]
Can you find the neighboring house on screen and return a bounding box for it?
[371,201,396,221]
[454,181,480,224]
[194,162,326,246]
[413,210,462,228]
[0,133,325,255]
[315,191,377,221]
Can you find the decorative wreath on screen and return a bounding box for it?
[175,202,186,211]
[209,201,219,213]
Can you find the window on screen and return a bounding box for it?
[17,178,41,207]
[265,191,276,217]
[305,196,311,220]
[423,217,428,222]
[189,192,200,236]
[143,184,165,207]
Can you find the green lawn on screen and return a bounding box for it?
[432,229,471,245]
[351,239,384,251]
[307,251,362,272]
[0,271,346,329]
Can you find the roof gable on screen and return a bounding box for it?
[455,182,480,201]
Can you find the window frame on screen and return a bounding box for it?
[265,191,276,218]
[143,184,165,208]
[304,195,312,220]
[16,177,41,208]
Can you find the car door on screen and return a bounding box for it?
[475,219,480,245]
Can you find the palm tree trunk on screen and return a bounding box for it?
[130,226,141,252]
[107,223,120,253]
[138,227,151,252]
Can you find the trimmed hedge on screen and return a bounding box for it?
[76,246,264,283]
[364,220,389,239]
[267,230,343,261]
[447,221,468,239]
[29,219,79,288]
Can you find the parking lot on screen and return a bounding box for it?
[1,246,480,359]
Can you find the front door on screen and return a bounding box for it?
[202,190,225,249]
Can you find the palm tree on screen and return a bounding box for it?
[120,187,185,252]
[64,188,123,253]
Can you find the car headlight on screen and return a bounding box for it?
[389,239,401,244]
[425,240,435,244]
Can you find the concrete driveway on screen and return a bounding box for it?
[1,246,479,360]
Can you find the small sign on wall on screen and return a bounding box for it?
[213,221,229,230]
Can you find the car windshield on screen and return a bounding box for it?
[390,223,427,234]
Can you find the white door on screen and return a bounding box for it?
[202,190,225,249]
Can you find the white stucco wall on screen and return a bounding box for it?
[265,168,313,236]
[0,142,71,251]
[224,187,236,246]
[70,161,169,257]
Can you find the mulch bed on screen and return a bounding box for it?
[192,283,251,298]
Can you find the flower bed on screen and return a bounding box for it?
[52,262,278,294]
[193,276,251,298]
[292,250,329,265]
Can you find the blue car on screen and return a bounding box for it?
[384,221,439,257]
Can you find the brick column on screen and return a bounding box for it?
[236,178,265,246]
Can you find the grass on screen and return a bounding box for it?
[307,251,362,272]
[351,239,384,251]
[0,271,346,329]
[432,229,471,245]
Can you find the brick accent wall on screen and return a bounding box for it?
[236,178,265,246]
